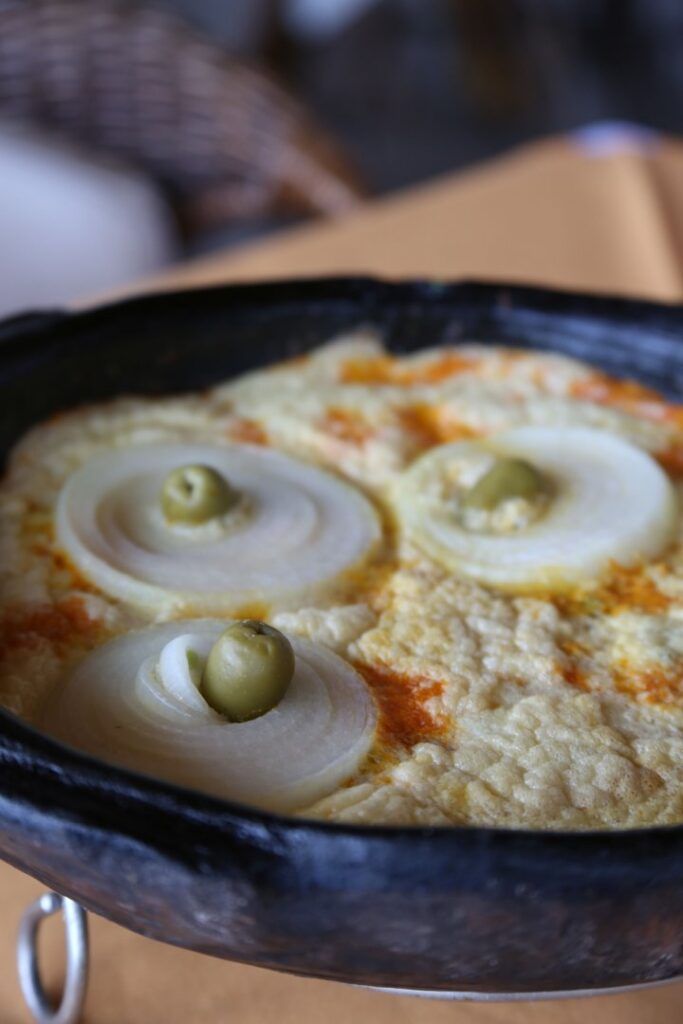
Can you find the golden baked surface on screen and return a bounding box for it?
[3,332,683,829]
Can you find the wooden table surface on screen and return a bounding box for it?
[3,130,683,1023]
[131,133,683,303]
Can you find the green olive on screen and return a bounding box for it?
[161,464,240,524]
[463,456,549,511]
[200,620,295,722]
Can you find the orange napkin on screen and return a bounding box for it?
[5,128,683,1022]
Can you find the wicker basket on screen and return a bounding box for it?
[0,0,365,234]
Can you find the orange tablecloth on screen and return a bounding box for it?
[4,129,683,1022]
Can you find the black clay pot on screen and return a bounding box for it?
[1,279,683,998]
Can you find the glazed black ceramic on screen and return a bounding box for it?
[1,279,683,997]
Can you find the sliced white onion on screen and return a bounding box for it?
[394,426,678,591]
[56,443,381,614]
[39,620,377,813]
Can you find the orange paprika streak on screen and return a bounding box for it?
[612,661,683,706]
[397,404,479,449]
[0,596,101,660]
[656,446,683,477]
[572,372,683,428]
[229,418,268,445]
[319,407,373,446]
[341,353,478,386]
[356,663,445,748]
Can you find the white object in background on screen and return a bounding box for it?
[571,121,661,158]
[0,125,177,318]
[284,0,379,40]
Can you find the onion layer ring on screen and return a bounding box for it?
[39,619,377,813]
[56,443,381,614]
[394,426,678,591]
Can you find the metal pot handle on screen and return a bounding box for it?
[17,893,89,1024]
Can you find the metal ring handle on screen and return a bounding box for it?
[17,892,89,1024]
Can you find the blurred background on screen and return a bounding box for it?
[1,0,682,315]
